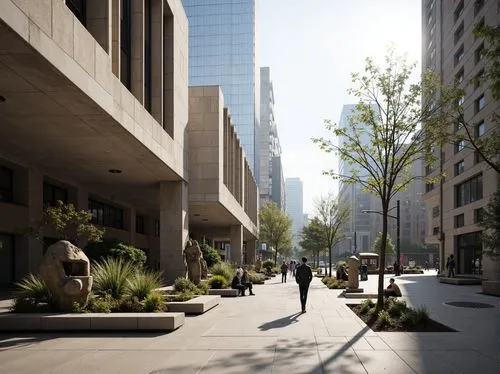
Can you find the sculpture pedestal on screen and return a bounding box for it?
[345,288,364,293]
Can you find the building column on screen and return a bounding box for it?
[131,0,144,102]
[229,224,243,265]
[87,0,111,53]
[151,0,164,125]
[27,168,43,274]
[159,181,188,283]
[246,239,256,265]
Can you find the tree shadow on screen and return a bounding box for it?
[258,312,302,331]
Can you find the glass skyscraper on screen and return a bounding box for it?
[182,0,259,176]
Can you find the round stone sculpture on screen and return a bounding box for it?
[39,240,92,312]
[347,255,360,290]
[184,240,202,285]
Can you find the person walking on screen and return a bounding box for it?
[447,254,456,278]
[295,257,313,313]
[280,261,288,283]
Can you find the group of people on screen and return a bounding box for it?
[446,254,456,278]
[279,260,299,283]
[231,267,255,296]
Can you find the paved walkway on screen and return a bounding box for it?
[0,272,498,373]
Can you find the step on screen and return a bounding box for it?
[439,277,482,285]
[208,289,239,297]
[166,295,220,314]
[0,312,185,331]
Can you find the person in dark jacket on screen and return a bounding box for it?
[231,271,247,296]
[280,261,288,283]
[295,257,313,313]
[241,270,255,295]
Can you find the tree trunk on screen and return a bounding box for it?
[328,242,332,277]
[377,203,389,310]
[274,245,278,266]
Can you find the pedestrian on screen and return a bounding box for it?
[383,278,402,297]
[231,271,247,296]
[241,270,255,295]
[295,257,313,313]
[290,260,295,277]
[447,254,456,278]
[280,261,288,283]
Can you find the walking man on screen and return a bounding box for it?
[295,257,313,313]
[280,261,288,283]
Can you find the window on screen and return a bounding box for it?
[475,18,485,40]
[454,22,464,44]
[454,45,464,66]
[475,43,484,64]
[475,94,486,113]
[136,215,145,234]
[426,183,435,193]
[43,183,68,206]
[433,227,440,235]
[425,164,434,175]
[454,160,465,176]
[454,139,465,153]
[457,95,464,107]
[0,166,13,203]
[144,0,152,113]
[455,68,464,83]
[475,69,484,89]
[454,0,464,21]
[474,150,484,164]
[88,199,124,229]
[474,208,484,224]
[476,120,486,137]
[454,121,463,132]
[154,219,160,237]
[65,0,86,26]
[429,22,436,38]
[432,206,440,218]
[454,214,465,228]
[474,0,485,15]
[120,0,132,89]
[455,174,483,207]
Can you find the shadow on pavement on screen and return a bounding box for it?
[258,312,302,331]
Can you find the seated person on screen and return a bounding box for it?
[231,271,247,296]
[241,270,255,295]
[383,278,402,297]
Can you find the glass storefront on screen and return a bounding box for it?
[456,231,482,274]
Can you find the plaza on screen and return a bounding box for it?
[1,272,498,373]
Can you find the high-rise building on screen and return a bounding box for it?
[285,178,304,248]
[259,67,285,210]
[422,0,499,294]
[182,0,260,177]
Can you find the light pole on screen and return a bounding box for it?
[362,200,401,276]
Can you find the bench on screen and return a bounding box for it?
[166,295,220,314]
[208,289,239,297]
[439,277,481,285]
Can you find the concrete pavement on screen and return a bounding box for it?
[0,272,498,373]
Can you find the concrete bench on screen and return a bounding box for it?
[343,292,379,299]
[0,312,185,331]
[439,277,481,285]
[208,289,239,297]
[166,295,220,314]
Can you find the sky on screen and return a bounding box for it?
[258,0,422,215]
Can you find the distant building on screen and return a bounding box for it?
[286,178,304,248]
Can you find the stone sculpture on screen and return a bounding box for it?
[184,239,202,284]
[200,257,208,280]
[347,255,360,290]
[39,240,92,312]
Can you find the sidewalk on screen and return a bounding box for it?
[0,272,498,373]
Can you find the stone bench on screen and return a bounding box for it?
[0,312,185,331]
[166,295,220,314]
[208,289,239,297]
[439,277,482,285]
[343,292,379,299]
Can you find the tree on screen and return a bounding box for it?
[480,191,500,260]
[315,194,349,277]
[27,200,105,247]
[313,48,451,309]
[259,202,293,265]
[372,232,395,258]
[299,217,327,267]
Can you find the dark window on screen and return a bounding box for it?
[475,94,485,113]
[454,0,464,21]
[432,206,440,218]
[454,160,465,176]
[474,0,485,15]
[455,67,464,83]
[455,174,483,208]
[0,166,13,203]
[454,45,464,66]
[43,182,68,206]
[454,139,465,153]
[154,219,160,237]
[454,214,465,228]
[476,120,486,137]
[454,121,463,132]
[454,22,464,44]
[120,0,132,89]
[136,215,145,234]
[474,208,484,224]
[65,0,86,26]
[474,69,484,89]
[475,43,484,64]
[426,183,435,193]
[425,164,433,175]
[88,199,124,229]
[144,0,152,113]
[474,150,484,164]
[433,227,440,235]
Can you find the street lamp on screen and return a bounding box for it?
[361,200,401,276]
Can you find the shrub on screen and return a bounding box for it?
[85,240,147,268]
[174,277,198,293]
[262,260,275,270]
[247,271,265,284]
[86,294,117,313]
[92,257,135,299]
[271,266,280,274]
[126,270,163,301]
[208,275,228,289]
[414,306,430,324]
[210,262,234,282]
[401,311,416,328]
[118,296,143,312]
[201,244,221,268]
[143,292,164,312]
[174,291,195,302]
[13,273,51,305]
[359,298,375,313]
[378,310,393,327]
[195,281,209,295]
[387,299,406,317]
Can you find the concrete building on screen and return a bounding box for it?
[422,0,499,293]
[182,0,260,177]
[0,0,258,286]
[259,67,285,211]
[187,86,258,264]
[285,177,303,248]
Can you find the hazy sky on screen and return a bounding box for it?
[258,0,422,215]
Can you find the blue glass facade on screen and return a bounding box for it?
[182,0,258,176]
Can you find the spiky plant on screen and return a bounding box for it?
[126,270,163,301]
[92,257,134,300]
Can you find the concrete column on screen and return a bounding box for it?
[163,5,174,137]
[159,181,188,283]
[223,110,229,186]
[87,0,110,53]
[131,0,144,102]
[151,0,164,125]
[241,147,246,206]
[246,239,256,265]
[28,168,43,273]
[229,224,243,265]
[111,0,120,77]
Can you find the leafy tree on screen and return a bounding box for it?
[315,194,349,277]
[27,200,104,247]
[372,232,395,257]
[84,239,147,268]
[259,202,293,265]
[299,217,327,267]
[313,48,451,309]
[201,243,221,268]
[480,191,500,260]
